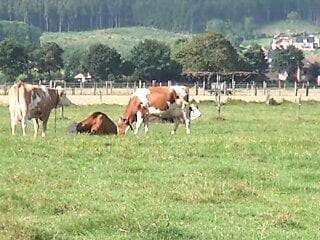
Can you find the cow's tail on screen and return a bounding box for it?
[10,81,24,123]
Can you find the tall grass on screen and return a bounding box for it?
[1,102,320,239]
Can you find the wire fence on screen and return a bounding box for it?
[0,79,319,97]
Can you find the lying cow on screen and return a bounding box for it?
[117,86,195,135]
[68,112,117,135]
[8,81,71,137]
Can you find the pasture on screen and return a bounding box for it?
[1,102,320,239]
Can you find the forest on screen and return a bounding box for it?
[1,0,320,33]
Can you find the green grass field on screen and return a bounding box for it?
[41,27,189,58]
[1,102,320,239]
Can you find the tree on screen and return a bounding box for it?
[306,63,320,83]
[0,39,28,81]
[174,32,239,72]
[63,48,87,81]
[85,43,122,81]
[240,44,269,75]
[271,46,304,81]
[130,39,182,81]
[31,42,64,80]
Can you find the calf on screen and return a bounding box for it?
[8,82,71,137]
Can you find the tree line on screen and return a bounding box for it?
[1,0,320,33]
[1,32,319,85]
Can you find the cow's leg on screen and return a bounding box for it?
[42,120,48,137]
[10,116,16,135]
[171,118,180,134]
[32,118,39,137]
[21,115,27,137]
[144,117,149,134]
[135,111,143,134]
[182,111,191,134]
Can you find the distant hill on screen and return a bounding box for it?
[41,27,189,58]
[255,20,320,37]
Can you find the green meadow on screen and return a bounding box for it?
[41,27,188,58]
[1,102,320,239]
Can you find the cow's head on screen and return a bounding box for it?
[117,117,133,135]
[56,86,72,107]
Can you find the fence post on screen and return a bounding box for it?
[195,81,199,96]
[80,82,83,95]
[294,81,298,96]
[139,80,142,88]
[216,92,221,119]
[306,81,309,96]
[143,82,146,88]
[93,81,97,95]
[232,79,235,95]
[159,82,162,87]
[297,95,302,120]
[110,81,113,94]
[278,80,281,96]
[134,81,137,90]
[105,81,108,95]
[203,80,206,95]
[168,80,172,87]
[251,81,254,96]
[263,81,266,96]
[99,89,102,102]
[223,81,227,95]
[49,80,53,88]
[152,80,156,87]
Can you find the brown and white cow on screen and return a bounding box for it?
[117,86,195,135]
[73,112,117,135]
[8,81,71,137]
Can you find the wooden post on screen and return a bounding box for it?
[254,82,257,96]
[251,81,255,96]
[80,82,83,95]
[265,90,270,104]
[159,82,162,87]
[168,80,172,87]
[278,80,281,96]
[306,81,309,96]
[152,80,156,87]
[195,81,199,96]
[216,92,221,119]
[294,81,298,96]
[110,81,113,94]
[232,78,235,95]
[3,82,7,95]
[203,80,206,95]
[49,80,53,88]
[139,80,142,88]
[99,90,102,102]
[143,82,146,88]
[126,81,129,90]
[72,86,75,95]
[297,95,302,120]
[105,81,108,95]
[134,81,137,90]
[263,81,267,96]
[223,81,227,95]
[283,82,286,91]
[246,83,249,90]
[93,81,97,95]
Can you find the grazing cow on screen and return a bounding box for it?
[8,82,71,137]
[118,86,194,135]
[72,112,117,135]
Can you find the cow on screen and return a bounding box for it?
[69,112,117,135]
[117,86,196,135]
[8,81,71,137]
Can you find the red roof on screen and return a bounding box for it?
[306,57,320,64]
